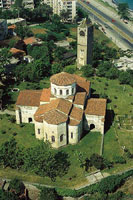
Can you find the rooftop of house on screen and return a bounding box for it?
[10,48,25,55]
[23,37,40,45]
[85,98,107,116]
[74,92,86,105]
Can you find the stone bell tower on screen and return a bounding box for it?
[77,18,93,69]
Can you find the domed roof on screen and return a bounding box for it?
[50,72,76,86]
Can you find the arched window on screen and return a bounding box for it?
[66,89,69,95]
[38,129,40,134]
[90,124,95,130]
[60,90,62,95]
[28,118,32,123]
[60,134,63,142]
[71,132,73,139]
[51,136,55,142]
[54,88,57,94]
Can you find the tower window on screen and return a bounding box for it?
[38,129,40,134]
[71,132,73,139]
[51,136,55,142]
[60,90,62,95]
[60,134,63,142]
[66,89,69,95]
[80,30,85,36]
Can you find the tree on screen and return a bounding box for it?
[15,25,33,39]
[118,71,130,84]
[82,64,94,77]
[0,138,24,169]
[0,189,18,200]
[14,0,23,18]
[0,48,12,79]
[60,9,70,22]
[118,3,130,20]
[39,187,58,200]
[90,153,104,170]
[8,178,25,196]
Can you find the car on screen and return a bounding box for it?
[123,19,128,24]
[111,19,115,23]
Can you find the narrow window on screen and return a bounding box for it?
[60,134,63,142]
[38,129,40,134]
[66,89,69,95]
[54,88,57,94]
[45,133,48,140]
[51,136,55,142]
[72,88,74,94]
[60,90,62,95]
[71,132,73,139]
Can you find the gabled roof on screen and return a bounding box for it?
[85,98,107,116]
[72,74,91,95]
[40,88,51,102]
[34,98,72,123]
[16,90,42,107]
[10,48,25,55]
[69,106,83,121]
[43,109,68,125]
[74,92,86,105]
[23,37,38,45]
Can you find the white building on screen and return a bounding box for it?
[16,72,106,148]
[0,0,34,9]
[44,0,76,22]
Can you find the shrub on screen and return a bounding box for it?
[13,132,17,136]
[113,156,126,164]
[1,130,6,134]
[8,178,25,196]
[10,116,16,123]
[64,65,76,74]
[40,187,58,200]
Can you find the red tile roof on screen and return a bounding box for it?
[23,37,37,45]
[50,72,76,86]
[85,98,107,116]
[70,106,83,121]
[40,88,51,102]
[8,24,16,29]
[74,92,86,105]
[10,48,25,55]
[43,109,68,125]
[16,90,42,107]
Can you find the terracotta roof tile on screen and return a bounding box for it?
[85,98,107,116]
[72,74,91,95]
[34,98,72,122]
[74,92,86,105]
[10,48,25,55]
[8,24,16,29]
[69,118,80,126]
[23,37,37,45]
[50,72,76,86]
[16,90,42,107]
[70,106,83,121]
[43,110,68,125]
[40,88,51,102]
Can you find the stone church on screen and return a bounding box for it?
[16,72,106,148]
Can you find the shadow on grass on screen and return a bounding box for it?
[105,109,115,134]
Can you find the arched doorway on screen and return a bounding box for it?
[90,124,95,130]
[28,118,32,123]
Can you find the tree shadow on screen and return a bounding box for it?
[105,109,115,133]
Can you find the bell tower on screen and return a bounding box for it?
[77,18,93,69]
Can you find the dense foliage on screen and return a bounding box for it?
[0,138,70,181]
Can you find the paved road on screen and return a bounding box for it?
[78,0,133,49]
[84,1,133,38]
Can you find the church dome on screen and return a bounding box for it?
[50,72,76,86]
